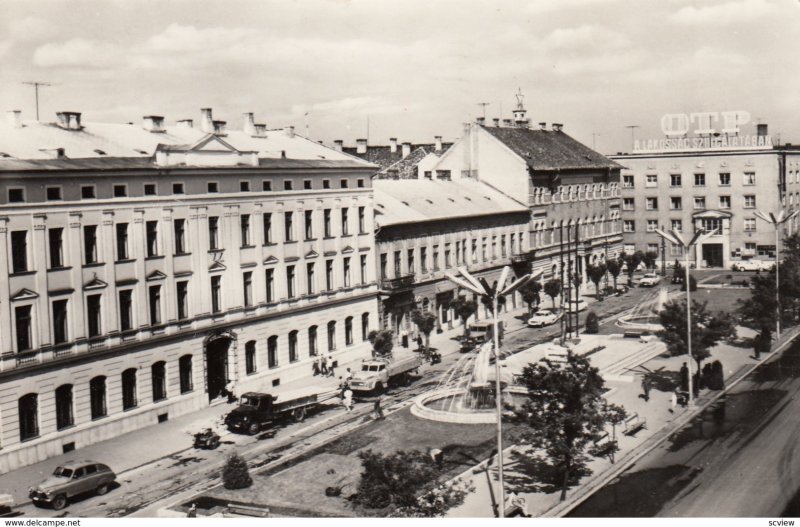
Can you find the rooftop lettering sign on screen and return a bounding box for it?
[633,111,772,153]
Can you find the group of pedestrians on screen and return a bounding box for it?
[312,354,336,377]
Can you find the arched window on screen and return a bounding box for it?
[245,340,257,374]
[345,317,354,346]
[179,355,193,393]
[308,326,318,357]
[361,312,370,341]
[289,330,299,362]
[327,321,336,352]
[122,368,137,410]
[267,336,278,369]
[90,376,107,419]
[151,361,167,402]
[18,393,38,441]
[55,384,74,430]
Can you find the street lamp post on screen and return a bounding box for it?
[654,227,718,407]
[445,265,542,517]
[754,210,799,339]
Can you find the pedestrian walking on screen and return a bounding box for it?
[417,335,423,351]
[679,362,689,392]
[669,391,678,414]
[312,358,321,376]
[373,395,385,420]
[328,354,336,377]
[321,355,329,376]
[640,375,650,402]
[224,379,237,404]
[345,367,354,384]
[342,389,353,412]
[401,328,409,348]
[187,503,197,518]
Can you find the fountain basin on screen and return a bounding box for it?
[410,386,529,424]
[616,313,663,332]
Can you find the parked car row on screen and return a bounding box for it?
[731,259,775,272]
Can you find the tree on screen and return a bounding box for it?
[738,272,778,359]
[222,453,252,490]
[519,280,542,317]
[672,259,683,284]
[586,263,607,300]
[620,251,644,285]
[368,329,395,358]
[584,311,599,334]
[514,352,626,501]
[544,279,562,309]
[606,260,621,290]
[657,300,736,372]
[411,309,437,350]
[643,250,658,270]
[391,478,475,518]
[451,294,478,338]
[679,275,697,292]
[354,449,439,510]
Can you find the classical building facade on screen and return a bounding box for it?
[611,126,800,268]
[0,109,378,471]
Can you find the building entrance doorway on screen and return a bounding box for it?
[205,336,231,402]
[702,243,724,268]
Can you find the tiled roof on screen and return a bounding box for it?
[343,142,453,171]
[482,127,622,171]
[380,147,430,179]
[373,178,528,227]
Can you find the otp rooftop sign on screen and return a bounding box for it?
[633,110,772,153]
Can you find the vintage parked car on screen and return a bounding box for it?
[565,298,589,314]
[731,259,774,272]
[527,309,563,328]
[639,273,662,287]
[29,461,116,510]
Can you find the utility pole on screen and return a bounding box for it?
[477,102,491,120]
[592,132,600,150]
[625,125,640,151]
[22,81,53,121]
[661,225,667,276]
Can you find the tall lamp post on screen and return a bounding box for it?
[754,209,799,338]
[654,227,718,407]
[445,265,543,517]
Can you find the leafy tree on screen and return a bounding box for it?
[451,294,478,338]
[222,453,252,490]
[513,352,625,501]
[368,329,395,358]
[355,449,439,510]
[606,260,621,289]
[620,252,643,285]
[519,280,542,317]
[544,279,562,309]
[643,250,659,270]
[392,478,475,518]
[586,263,607,300]
[672,259,683,284]
[480,294,506,315]
[738,272,778,359]
[411,309,437,350]
[584,311,599,334]
[657,300,736,372]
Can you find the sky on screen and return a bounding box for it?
[1,0,799,154]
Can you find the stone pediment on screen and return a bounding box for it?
[209,261,227,272]
[264,255,279,265]
[83,277,108,291]
[11,288,39,301]
[692,209,733,220]
[146,270,167,281]
[342,245,355,254]
[305,250,319,259]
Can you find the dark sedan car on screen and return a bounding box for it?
[29,460,116,510]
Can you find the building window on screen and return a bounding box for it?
[343,257,351,287]
[46,186,62,200]
[433,245,440,269]
[262,180,272,191]
[341,208,350,236]
[284,180,293,191]
[289,330,299,362]
[647,243,659,255]
[11,231,28,273]
[326,259,334,290]
[745,242,757,254]
[113,184,127,198]
[55,384,74,430]
[152,361,167,402]
[360,254,368,285]
[701,218,722,233]
[119,290,133,331]
[358,179,365,188]
[245,341,257,374]
[623,198,635,210]
[345,316,354,346]
[84,225,99,264]
[116,223,129,260]
[622,175,634,188]
[263,213,273,244]
[8,188,25,203]
[670,242,683,256]
[307,262,315,295]
[303,180,312,190]
[308,326,318,356]
[361,312,370,341]
[670,174,682,187]
[323,179,330,189]
[240,181,250,192]
[471,239,478,262]
[53,299,68,345]
[149,285,162,325]
[179,355,193,393]
[341,179,349,189]
[482,239,488,261]
[208,217,220,250]
[694,196,706,209]
[645,174,657,187]
[207,182,219,193]
[744,172,756,186]
[421,246,428,272]
[380,253,387,280]
[241,214,251,246]
[265,268,275,302]
[146,221,159,257]
[304,210,314,240]
[670,197,682,210]
[719,173,731,186]
[671,219,683,232]
[323,209,332,238]
[327,321,336,351]
[174,219,187,254]
[358,206,366,234]
[144,183,157,195]
[744,218,756,232]
[284,211,294,242]
[90,376,107,419]
[18,393,38,441]
[122,368,137,410]
[243,271,253,307]
[744,195,756,208]
[647,220,658,232]
[87,294,102,337]
[81,185,96,199]
[694,173,705,187]
[645,197,658,210]
[719,195,731,209]
[172,183,184,194]
[176,281,188,320]
[623,220,635,233]
[268,336,278,368]
[286,265,296,298]
[49,228,64,268]
[15,305,32,351]
[499,237,505,258]
[211,276,221,313]
[393,251,401,277]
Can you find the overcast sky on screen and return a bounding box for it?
[1,0,798,154]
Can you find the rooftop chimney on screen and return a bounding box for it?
[56,111,82,130]
[356,138,367,154]
[401,142,411,158]
[142,115,165,133]
[552,123,563,132]
[476,117,486,126]
[200,108,213,133]
[539,122,547,130]
[757,124,768,137]
[285,126,295,138]
[6,110,22,128]
[243,112,256,136]
[254,124,266,136]
[492,118,500,127]
[389,138,398,153]
[434,135,442,152]
[333,140,343,152]
[212,120,227,135]
[503,119,513,127]
[177,119,193,129]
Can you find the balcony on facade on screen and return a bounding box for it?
[529,183,620,206]
[380,273,415,292]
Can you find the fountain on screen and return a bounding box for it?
[616,286,669,332]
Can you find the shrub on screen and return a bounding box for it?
[222,453,252,490]
[680,275,698,292]
[584,311,600,334]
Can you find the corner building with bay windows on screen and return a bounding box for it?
[0,109,378,471]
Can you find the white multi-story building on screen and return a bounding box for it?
[0,109,378,471]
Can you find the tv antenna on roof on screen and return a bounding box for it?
[625,125,640,150]
[477,102,491,120]
[22,81,54,121]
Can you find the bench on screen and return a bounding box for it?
[593,431,617,460]
[227,503,270,517]
[622,413,646,436]
[503,495,530,517]
[624,330,643,339]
